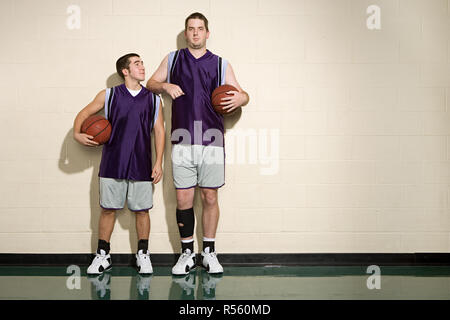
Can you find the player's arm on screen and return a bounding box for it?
[221,63,250,113]
[73,89,106,147]
[151,103,165,184]
[146,54,184,100]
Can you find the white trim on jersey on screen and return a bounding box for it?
[104,87,115,120]
[104,88,111,119]
[152,94,161,128]
[167,50,180,84]
[220,59,228,86]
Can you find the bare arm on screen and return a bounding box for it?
[73,89,106,146]
[221,63,250,113]
[146,54,185,99]
[151,103,165,184]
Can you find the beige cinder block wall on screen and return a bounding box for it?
[0,0,449,254]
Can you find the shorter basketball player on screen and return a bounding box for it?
[73,53,165,275]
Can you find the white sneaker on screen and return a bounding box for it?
[172,249,196,275]
[201,248,223,274]
[87,249,112,275]
[136,249,153,274]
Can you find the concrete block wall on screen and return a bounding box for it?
[0,0,449,253]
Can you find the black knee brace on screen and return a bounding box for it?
[176,208,195,238]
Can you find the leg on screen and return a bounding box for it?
[172,188,197,275]
[88,208,115,275]
[197,145,224,241]
[98,177,127,244]
[200,188,219,239]
[135,210,150,241]
[199,188,223,274]
[127,180,153,253]
[172,144,197,244]
[89,178,124,275]
[98,208,116,243]
[171,145,198,275]
[134,210,153,274]
[176,188,195,241]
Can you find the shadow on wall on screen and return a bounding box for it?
[59,74,137,255]
[59,128,102,254]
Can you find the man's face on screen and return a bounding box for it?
[123,56,145,81]
[185,18,209,49]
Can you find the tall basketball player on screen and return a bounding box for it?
[73,53,165,275]
[147,13,249,275]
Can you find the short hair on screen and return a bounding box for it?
[116,53,140,79]
[185,12,209,32]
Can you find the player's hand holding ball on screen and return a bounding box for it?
[74,132,99,147]
[211,84,243,115]
[75,115,111,147]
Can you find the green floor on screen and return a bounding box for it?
[0,266,449,300]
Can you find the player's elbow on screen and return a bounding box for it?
[145,78,154,91]
[242,91,250,106]
[75,109,89,124]
[147,78,162,93]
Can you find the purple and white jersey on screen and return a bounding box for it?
[167,48,227,146]
[98,83,160,181]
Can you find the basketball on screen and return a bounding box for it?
[81,115,111,145]
[211,84,238,115]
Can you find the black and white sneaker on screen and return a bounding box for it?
[136,249,153,275]
[172,249,196,275]
[87,249,112,275]
[201,247,223,274]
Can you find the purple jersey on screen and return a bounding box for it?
[98,84,160,181]
[168,48,228,146]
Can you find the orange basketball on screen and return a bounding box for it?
[81,115,111,145]
[211,84,238,115]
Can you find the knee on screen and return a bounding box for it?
[177,190,194,209]
[177,196,192,209]
[134,210,149,217]
[201,189,218,207]
[101,208,115,215]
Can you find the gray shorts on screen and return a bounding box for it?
[171,144,225,189]
[99,177,153,212]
